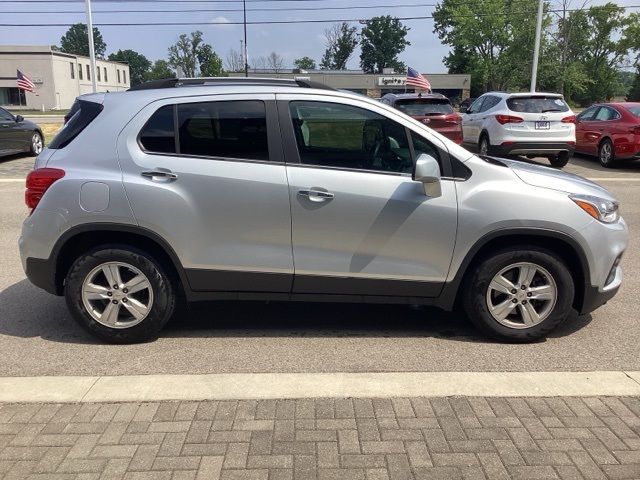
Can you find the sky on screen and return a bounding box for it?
[0,0,638,73]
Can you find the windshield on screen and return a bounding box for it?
[507,96,569,113]
[624,105,640,118]
[395,99,454,116]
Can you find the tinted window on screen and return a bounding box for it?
[507,96,569,113]
[625,105,640,117]
[176,101,268,161]
[479,96,501,112]
[49,100,104,149]
[395,99,453,116]
[139,105,176,154]
[595,107,619,121]
[290,101,413,174]
[0,107,13,121]
[577,106,598,121]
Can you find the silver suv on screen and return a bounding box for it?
[19,78,628,343]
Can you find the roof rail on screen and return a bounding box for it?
[128,77,334,92]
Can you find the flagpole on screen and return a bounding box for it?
[85,0,97,93]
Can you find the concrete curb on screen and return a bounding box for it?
[1,372,639,403]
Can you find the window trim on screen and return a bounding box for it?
[136,98,279,164]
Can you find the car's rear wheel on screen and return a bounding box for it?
[548,151,570,169]
[462,247,574,342]
[478,135,491,156]
[30,132,43,155]
[598,139,615,168]
[65,247,176,343]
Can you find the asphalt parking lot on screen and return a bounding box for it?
[0,153,639,377]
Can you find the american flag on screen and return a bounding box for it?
[405,67,431,92]
[16,69,36,93]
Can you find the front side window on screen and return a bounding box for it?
[289,101,413,174]
[468,97,485,114]
[139,105,176,154]
[177,100,268,161]
[0,107,14,121]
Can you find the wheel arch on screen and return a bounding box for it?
[439,229,590,313]
[52,224,188,297]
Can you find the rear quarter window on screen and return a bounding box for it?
[624,105,640,118]
[507,96,569,113]
[49,100,104,149]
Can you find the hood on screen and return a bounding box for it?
[497,157,617,201]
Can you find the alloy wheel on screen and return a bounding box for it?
[485,262,557,329]
[600,142,612,165]
[32,134,43,154]
[81,261,154,329]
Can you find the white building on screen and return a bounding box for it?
[0,45,130,110]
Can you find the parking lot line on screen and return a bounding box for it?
[587,177,640,182]
[0,179,25,183]
[1,371,640,403]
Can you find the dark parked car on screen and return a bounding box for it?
[0,107,43,158]
[380,93,463,144]
[575,102,640,167]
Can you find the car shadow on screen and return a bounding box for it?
[0,279,593,345]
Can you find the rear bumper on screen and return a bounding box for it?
[493,142,576,156]
[24,256,59,295]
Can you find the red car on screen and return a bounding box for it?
[575,102,640,167]
[380,93,463,144]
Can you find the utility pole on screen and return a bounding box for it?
[84,0,97,93]
[243,0,249,77]
[530,0,544,92]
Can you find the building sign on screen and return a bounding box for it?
[378,76,406,87]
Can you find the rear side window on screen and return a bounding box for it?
[594,107,619,121]
[507,96,569,113]
[395,99,453,116]
[139,105,176,154]
[177,100,268,161]
[49,100,103,149]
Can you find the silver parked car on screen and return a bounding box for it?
[19,78,627,343]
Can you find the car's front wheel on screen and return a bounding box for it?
[462,247,575,342]
[65,247,176,343]
[598,139,615,168]
[30,132,43,155]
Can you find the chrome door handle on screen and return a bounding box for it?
[141,169,178,181]
[298,188,334,202]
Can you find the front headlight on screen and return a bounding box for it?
[570,194,619,223]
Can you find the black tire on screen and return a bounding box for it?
[548,151,570,169]
[598,139,615,168]
[478,134,491,156]
[462,247,575,342]
[64,247,176,344]
[29,132,43,155]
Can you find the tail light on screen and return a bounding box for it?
[446,113,462,125]
[562,115,576,123]
[495,114,523,125]
[25,168,65,210]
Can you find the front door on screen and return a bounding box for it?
[0,108,20,154]
[118,94,294,292]
[462,97,486,144]
[279,96,458,297]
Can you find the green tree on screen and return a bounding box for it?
[294,56,317,70]
[359,16,410,74]
[628,67,640,101]
[108,49,151,86]
[147,60,175,80]
[168,31,224,77]
[198,44,224,77]
[59,23,107,58]
[320,23,359,70]
[433,0,543,93]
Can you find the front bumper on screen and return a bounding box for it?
[493,141,576,156]
[580,265,622,314]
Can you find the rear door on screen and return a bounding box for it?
[505,95,574,142]
[118,94,294,293]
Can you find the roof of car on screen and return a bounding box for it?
[484,91,565,98]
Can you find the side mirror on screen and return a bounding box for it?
[15,115,24,123]
[413,153,442,198]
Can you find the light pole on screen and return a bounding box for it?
[530,0,544,93]
[84,0,97,93]
[243,0,249,77]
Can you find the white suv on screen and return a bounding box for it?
[461,92,576,168]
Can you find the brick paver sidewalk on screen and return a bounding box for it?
[1,397,640,480]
